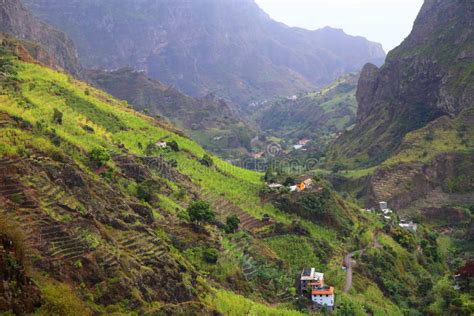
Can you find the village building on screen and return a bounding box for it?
[156,141,167,148]
[293,144,304,150]
[379,201,392,214]
[268,183,283,190]
[399,220,417,232]
[290,182,306,192]
[302,178,313,188]
[300,268,335,310]
[251,151,264,159]
[298,139,311,146]
[311,286,335,310]
[300,268,324,292]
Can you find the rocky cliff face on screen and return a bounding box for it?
[24,0,385,107]
[0,0,80,75]
[332,0,474,166]
[365,153,474,212]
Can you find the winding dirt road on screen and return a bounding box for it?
[343,230,381,293]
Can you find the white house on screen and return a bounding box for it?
[399,220,417,232]
[300,268,324,291]
[302,178,313,188]
[268,183,283,189]
[311,286,335,310]
[156,141,167,148]
[379,201,388,210]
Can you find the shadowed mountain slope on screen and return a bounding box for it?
[24,0,385,106]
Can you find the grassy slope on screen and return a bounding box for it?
[86,69,257,160]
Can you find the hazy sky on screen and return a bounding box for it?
[255,0,424,52]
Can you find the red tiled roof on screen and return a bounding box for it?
[312,287,334,296]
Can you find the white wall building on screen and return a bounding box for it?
[300,268,324,291]
[311,286,335,310]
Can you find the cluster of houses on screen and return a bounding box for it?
[300,268,335,310]
[267,177,313,193]
[364,201,418,232]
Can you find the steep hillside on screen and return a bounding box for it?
[326,0,474,213]
[24,0,385,106]
[86,68,257,159]
[330,0,474,167]
[321,3,474,306]
[0,34,457,315]
[253,73,358,145]
[0,0,80,76]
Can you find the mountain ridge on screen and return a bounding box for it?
[330,0,473,167]
[23,0,385,107]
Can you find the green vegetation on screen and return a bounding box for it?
[88,147,110,167]
[252,73,358,146]
[0,41,463,315]
[187,200,215,225]
[224,215,240,233]
[205,289,305,316]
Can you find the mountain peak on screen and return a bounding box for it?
[24,0,385,107]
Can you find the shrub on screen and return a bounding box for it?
[391,227,416,250]
[200,154,214,167]
[82,125,94,133]
[89,147,110,167]
[203,248,219,264]
[168,140,179,152]
[168,159,178,168]
[0,216,27,265]
[145,143,159,156]
[52,108,63,125]
[137,180,159,203]
[264,165,277,183]
[331,162,347,173]
[38,280,91,315]
[48,128,61,147]
[301,188,330,216]
[224,215,240,233]
[187,200,215,225]
[283,177,296,186]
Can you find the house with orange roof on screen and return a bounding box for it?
[311,285,335,309]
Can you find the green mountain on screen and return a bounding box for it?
[86,68,257,159]
[327,0,474,214]
[330,0,473,168]
[252,73,358,145]
[0,33,461,315]
[23,0,385,107]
